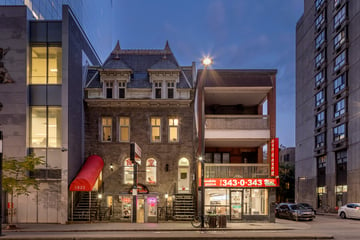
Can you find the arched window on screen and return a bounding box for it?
[146,158,157,184]
[124,159,133,184]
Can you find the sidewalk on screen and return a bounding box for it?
[0,220,334,239]
[2,220,302,232]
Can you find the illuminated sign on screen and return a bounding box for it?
[270,138,279,177]
[200,178,279,187]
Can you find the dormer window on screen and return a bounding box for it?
[106,82,113,99]
[167,82,174,99]
[119,82,126,99]
[155,82,162,99]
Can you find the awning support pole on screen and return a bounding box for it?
[71,192,74,221]
[89,191,91,222]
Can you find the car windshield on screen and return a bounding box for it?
[290,204,306,210]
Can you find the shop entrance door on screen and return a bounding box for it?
[137,198,145,223]
[230,190,243,220]
[178,158,190,193]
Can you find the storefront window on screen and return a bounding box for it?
[147,197,157,217]
[243,189,268,215]
[205,188,229,215]
[121,196,131,218]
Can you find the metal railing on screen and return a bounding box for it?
[204,163,269,179]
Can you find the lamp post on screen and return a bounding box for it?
[199,56,212,228]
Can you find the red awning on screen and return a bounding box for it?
[69,155,104,191]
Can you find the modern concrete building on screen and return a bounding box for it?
[81,41,197,223]
[0,5,101,223]
[195,69,278,222]
[0,0,112,61]
[296,0,360,211]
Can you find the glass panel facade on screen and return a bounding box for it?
[30,46,62,84]
[30,106,61,148]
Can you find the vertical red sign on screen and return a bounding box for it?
[270,138,279,177]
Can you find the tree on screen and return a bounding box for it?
[2,153,44,225]
[277,163,295,203]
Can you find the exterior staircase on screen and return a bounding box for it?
[173,194,195,221]
[72,191,99,221]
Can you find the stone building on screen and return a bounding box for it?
[296,0,360,211]
[82,41,196,223]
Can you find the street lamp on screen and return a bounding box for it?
[164,193,168,221]
[199,56,213,228]
[297,176,307,203]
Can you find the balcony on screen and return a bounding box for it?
[204,115,270,147]
[204,163,270,179]
[205,114,269,129]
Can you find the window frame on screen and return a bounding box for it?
[316,111,325,128]
[118,81,126,99]
[333,124,346,141]
[315,133,325,148]
[334,30,345,50]
[334,98,346,118]
[333,74,346,94]
[316,0,325,10]
[146,158,157,184]
[124,159,134,185]
[334,51,346,72]
[315,51,325,68]
[315,12,325,29]
[315,70,325,86]
[119,117,130,142]
[167,82,175,99]
[315,30,325,49]
[150,117,161,143]
[101,117,113,142]
[168,117,179,143]
[155,82,162,99]
[105,81,113,99]
[315,90,325,107]
[334,6,346,29]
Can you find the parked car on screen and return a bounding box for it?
[298,203,316,215]
[275,203,315,221]
[338,203,360,219]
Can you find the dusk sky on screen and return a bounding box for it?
[104,0,304,147]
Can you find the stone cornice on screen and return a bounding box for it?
[85,99,193,108]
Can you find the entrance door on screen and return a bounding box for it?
[137,198,145,223]
[230,190,243,220]
[178,158,190,193]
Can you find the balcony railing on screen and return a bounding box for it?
[204,163,270,179]
[205,115,269,130]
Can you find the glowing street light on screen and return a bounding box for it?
[202,57,213,67]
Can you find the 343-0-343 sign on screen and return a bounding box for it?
[202,178,279,187]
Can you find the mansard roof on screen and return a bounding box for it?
[86,41,193,89]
